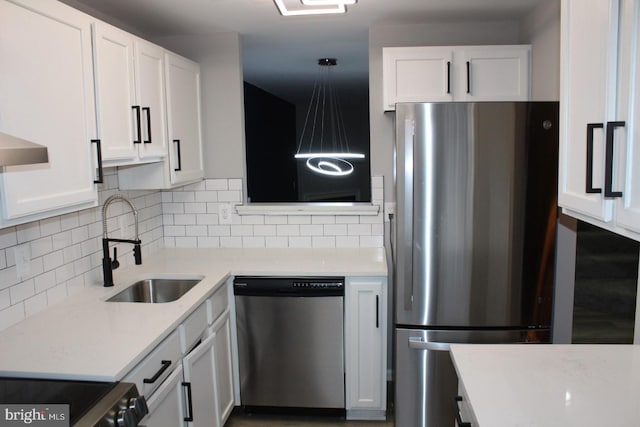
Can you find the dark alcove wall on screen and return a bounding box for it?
[243,82,298,202]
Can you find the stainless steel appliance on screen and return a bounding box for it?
[233,276,345,413]
[394,102,559,427]
[0,377,147,426]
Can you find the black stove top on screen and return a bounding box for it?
[0,377,117,425]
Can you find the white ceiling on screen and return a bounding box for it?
[61,0,544,103]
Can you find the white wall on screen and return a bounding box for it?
[520,0,561,101]
[154,33,246,180]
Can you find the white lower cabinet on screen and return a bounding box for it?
[345,276,388,420]
[209,311,235,424]
[132,282,235,427]
[183,326,219,427]
[143,364,187,427]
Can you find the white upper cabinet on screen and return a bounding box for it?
[92,21,167,164]
[382,45,531,111]
[559,0,640,240]
[166,52,204,186]
[118,51,204,189]
[0,0,98,226]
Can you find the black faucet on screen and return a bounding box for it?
[101,194,142,287]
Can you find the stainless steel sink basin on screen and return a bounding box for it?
[107,278,202,303]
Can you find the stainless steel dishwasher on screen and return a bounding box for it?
[233,276,345,413]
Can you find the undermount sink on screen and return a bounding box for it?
[107,278,202,303]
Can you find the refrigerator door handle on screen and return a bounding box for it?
[403,119,415,310]
[408,336,451,352]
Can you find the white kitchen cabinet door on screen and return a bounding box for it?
[559,0,640,241]
[92,21,138,161]
[457,45,530,102]
[166,52,204,186]
[92,22,168,164]
[143,364,187,427]
[135,39,169,160]
[382,47,454,110]
[210,311,235,425]
[345,276,387,420]
[558,0,619,223]
[182,328,220,427]
[0,0,98,224]
[613,0,640,235]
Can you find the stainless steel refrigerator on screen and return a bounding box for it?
[394,102,558,427]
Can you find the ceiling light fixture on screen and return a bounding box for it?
[294,58,365,178]
[273,0,356,16]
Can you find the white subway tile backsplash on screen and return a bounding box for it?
[24,292,47,317]
[242,236,265,248]
[289,236,312,248]
[312,236,336,248]
[0,174,384,331]
[39,218,62,237]
[277,225,300,236]
[288,216,312,225]
[0,289,9,310]
[300,225,323,236]
[336,236,360,248]
[17,223,40,244]
[348,224,372,236]
[265,237,288,248]
[0,229,17,250]
[205,179,228,191]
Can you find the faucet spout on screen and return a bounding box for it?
[101,194,142,287]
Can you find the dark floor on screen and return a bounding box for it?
[224,411,393,427]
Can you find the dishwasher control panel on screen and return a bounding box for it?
[233,276,344,296]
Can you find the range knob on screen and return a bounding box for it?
[115,408,137,427]
[128,396,149,420]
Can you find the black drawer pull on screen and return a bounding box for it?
[446,61,451,94]
[604,121,625,198]
[174,139,182,172]
[454,395,472,427]
[376,295,379,328]
[143,360,171,384]
[132,105,141,144]
[91,139,103,184]
[142,107,152,144]
[586,123,604,194]
[182,382,194,422]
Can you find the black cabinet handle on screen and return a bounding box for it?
[586,123,604,194]
[376,295,379,328]
[142,360,171,384]
[174,139,182,172]
[132,106,141,144]
[604,121,625,198]
[466,61,471,94]
[142,107,152,144]
[182,382,194,422]
[91,139,103,184]
[454,396,472,427]
[446,61,451,94]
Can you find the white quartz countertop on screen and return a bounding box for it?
[450,344,640,427]
[0,247,386,382]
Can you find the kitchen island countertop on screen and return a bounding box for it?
[0,247,386,382]
[450,343,640,427]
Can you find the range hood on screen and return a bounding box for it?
[0,131,49,167]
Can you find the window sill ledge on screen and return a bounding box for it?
[235,203,380,216]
